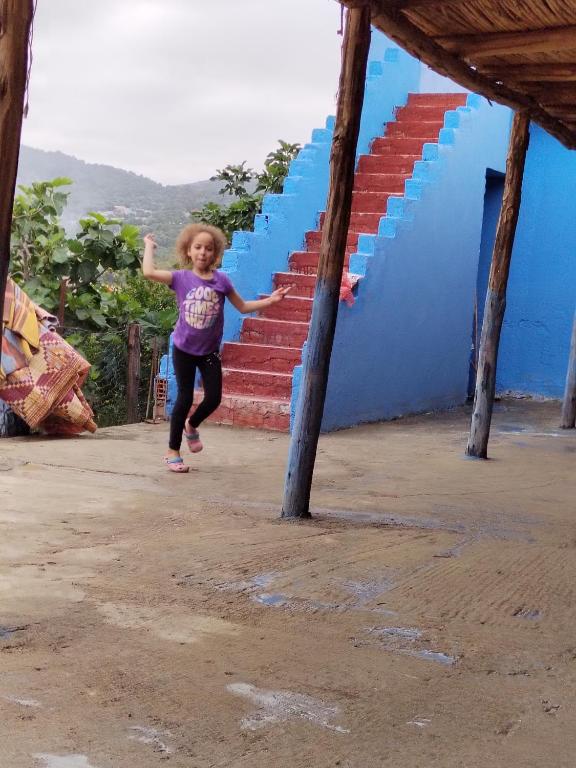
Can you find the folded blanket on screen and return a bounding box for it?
[0,329,96,433]
[1,279,96,435]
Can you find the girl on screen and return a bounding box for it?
[142,224,289,473]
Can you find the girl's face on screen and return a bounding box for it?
[187,232,216,272]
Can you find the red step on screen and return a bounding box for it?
[407,93,468,108]
[354,172,406,193]
[357,155,418,174]
[352,191,395,213]
[395,105,460,122]
[348,212,383,232]
[385,120,443,138]
[222,367,293,399]
[206,393,290,431]
[289,251,351,275]
[240,317,309,348]
[222,342,301,373]
[274,272,316,298]
[371,136,436,154]
[305,231,359,251]
[259,295,313,323]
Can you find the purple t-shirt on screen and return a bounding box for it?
[170,269,234,355]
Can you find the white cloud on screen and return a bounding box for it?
[22,0,343,183]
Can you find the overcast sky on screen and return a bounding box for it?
[22,1,344,185]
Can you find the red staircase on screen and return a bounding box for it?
[207,93,467,430]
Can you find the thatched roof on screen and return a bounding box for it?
[342,0,576,149]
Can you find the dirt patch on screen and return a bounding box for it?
[1,399,576,767]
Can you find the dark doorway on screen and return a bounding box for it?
[468,170,505,397]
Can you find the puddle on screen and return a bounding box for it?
[251,572,279,589]
[413,650,455,665]
[369,626,421,641]
[34,756,99,768]
[407,717,431,728]
[0,625,27,639]
[364,626,456,665]
[129,725,173,754]
[253,593,287,607]
[3,695,41,707]
[227,682,349,734]
[513,607,542,620]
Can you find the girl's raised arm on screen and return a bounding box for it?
[227,286,290,314]
[142,234,173,285]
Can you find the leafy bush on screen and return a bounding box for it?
[192,140,301,242]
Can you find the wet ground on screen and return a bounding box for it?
[1,399,575,767]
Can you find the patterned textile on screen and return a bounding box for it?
[1,279,96,435]
[1,279,39,380]
[39,384,96,436]
[0,330,96,433]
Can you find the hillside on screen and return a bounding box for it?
[16,146,224,261]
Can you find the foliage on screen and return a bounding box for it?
[192,140,301,242]
[257,141,302,195]
[10,177,176,427]
[11,179,142,331]
[211,161,254,197]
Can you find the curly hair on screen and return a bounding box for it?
[175,223,228,269]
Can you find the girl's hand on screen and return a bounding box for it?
[143,233,157,249]
[268,286,291,304]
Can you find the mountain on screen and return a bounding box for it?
[16,146,224,262]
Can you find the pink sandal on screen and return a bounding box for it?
[164,456,189,473]
[184,427,203,453]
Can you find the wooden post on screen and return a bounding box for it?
[281,5,371,519]
[560,310,576,429]
[466,112,530,458]
[0,1,34,368]
[126,323,141,424]
[145,336,160,421]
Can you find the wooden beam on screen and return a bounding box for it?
[346,1,576,149]
[385,0,472,8]
[479,63,576,82]
[126,323,141,424]
[437,25,576,59]
[540,92,576,106]
[546,105,576,116]
[281,6,371,520]
[345,0,478,7]
[466,112,530,459]
[560,311,576,429]
[0,1,34,370]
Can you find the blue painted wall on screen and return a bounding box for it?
[496,125,576,397]
[162,30,421,415]
[300,96,512,431]
[219,32,421,345]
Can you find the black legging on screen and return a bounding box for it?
[169,345,222,450]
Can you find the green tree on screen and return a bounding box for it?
[10,180,142,330]
[192,139,301,242]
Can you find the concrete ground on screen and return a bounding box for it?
[0,399,575,768]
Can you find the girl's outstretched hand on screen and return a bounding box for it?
[143,233,157,249]
[268,286,291,304]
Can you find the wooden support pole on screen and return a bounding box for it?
[126,323,141,424]
[560,311,576,429]
[281,6,371,519]
[0,1,34,368]
[466,112,530,459]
